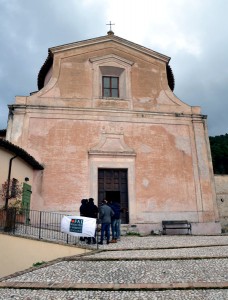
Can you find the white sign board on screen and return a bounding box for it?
[61,216,96,237]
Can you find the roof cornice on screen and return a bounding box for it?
[0,139,44,170]
[49,34,170,63]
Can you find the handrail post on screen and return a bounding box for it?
[96,218,99,250]
[39,211,42,239]
[13,208,16,234]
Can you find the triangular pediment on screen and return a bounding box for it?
[49,34,170,63]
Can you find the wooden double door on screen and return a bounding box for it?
[98,169,129,224]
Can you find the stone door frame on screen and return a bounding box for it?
[89,155,136,224]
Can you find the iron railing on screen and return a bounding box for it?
[0,208,88,245]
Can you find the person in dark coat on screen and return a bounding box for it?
[109,201,121,243]
[79,199,88,242]
[86,198,98,218]
[80,199,88,217]
[86,198,98,244]
[98,199,114,245]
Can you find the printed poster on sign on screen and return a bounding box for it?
[61,216,96,237]
[70,218,83,233]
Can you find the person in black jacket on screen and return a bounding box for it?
[79,199,88,242]
[86,198,98,244]
[109,200,121,243]
[80,199,88,217]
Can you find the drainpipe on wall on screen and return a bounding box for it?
[5,155,18,210]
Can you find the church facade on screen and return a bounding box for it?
[6,32,220,234]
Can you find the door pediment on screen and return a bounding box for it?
[88,133,135,156]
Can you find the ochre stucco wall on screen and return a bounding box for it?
[0,149,34,208]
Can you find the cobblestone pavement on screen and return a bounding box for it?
[0,235,228,299]
[89,245,228,259]
[4,258,228,284]
[90,235,228,250]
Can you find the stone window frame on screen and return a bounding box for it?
[89,54,134,100]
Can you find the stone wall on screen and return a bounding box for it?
[215,175,228,232]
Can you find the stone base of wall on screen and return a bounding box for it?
[220,218,228,233]
[191,222,221,235]
[127,221,222,236]
[215,175,228,233]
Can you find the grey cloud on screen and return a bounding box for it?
[0,0,106,128]
[164,1,228,136]
[0,0,227,137]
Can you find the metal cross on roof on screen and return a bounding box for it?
[106,21,115,35]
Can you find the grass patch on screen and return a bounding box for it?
[33,261,46,267]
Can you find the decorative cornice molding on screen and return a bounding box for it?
[89,132,135,157]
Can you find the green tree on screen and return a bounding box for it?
[209,134,228,174]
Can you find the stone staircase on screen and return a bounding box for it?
[0,235,228,299]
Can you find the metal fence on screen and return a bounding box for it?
[0,208,88,246]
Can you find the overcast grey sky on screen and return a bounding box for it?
[0,0,227,136]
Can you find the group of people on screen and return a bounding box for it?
[79,198,121,245]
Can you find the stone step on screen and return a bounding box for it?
[0,282,227,300]
[121,224,140,236]
[76,245,228,260]
[2,257,227,286]
[1,281,228,290]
